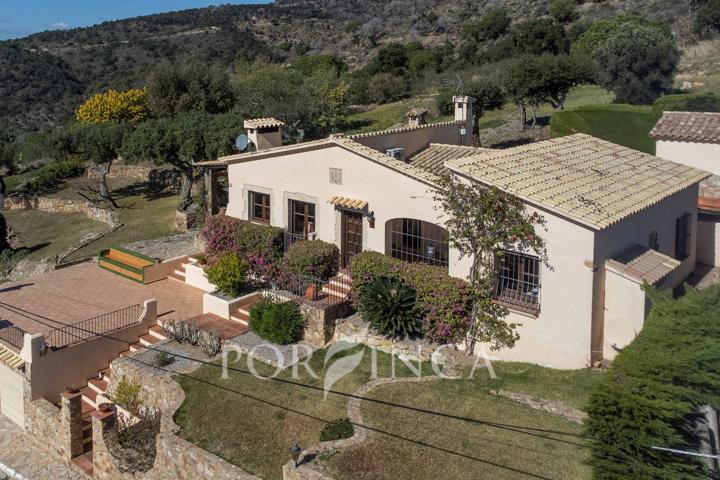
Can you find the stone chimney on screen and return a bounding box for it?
[407,108,428,127]
[453,95,475,136]
[243,118,284,151]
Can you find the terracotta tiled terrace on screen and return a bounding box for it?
[0,262,204,337]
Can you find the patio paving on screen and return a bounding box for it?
[0,262,204,338]
[184,313,249,339]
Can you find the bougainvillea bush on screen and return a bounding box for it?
[201,215,284,269]
[284,240,339,281]
[349,251,472,344]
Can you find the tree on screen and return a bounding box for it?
[75,89,149,125]
[694,0,720,36]
[503,56,547,129]
[596,24,680,105]
[121,111,241,211]
[535,54,594,109]
[377,43,410,76]
[461,8,511,42]
[433,175,548,353]
[570,14,672,58]
[512,18,568,55]
[464,78,506,144]
[549,0,578,24]
[146,62,235,118]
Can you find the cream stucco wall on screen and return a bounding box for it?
[0,362,24,427]
[603,270,647,361]
[656,140,720,176]
[698,214,720,266]
[352,123,467,158]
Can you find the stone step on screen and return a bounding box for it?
[148,324,168,341]
[88,378,107,395]
[80,386,98,408]
[71,452,93,476]
[230,311,249,326]
[168,272,185,282]
[173,269,186,277]
[98,367,111,382]
[322,282,351,297]
[119,349,131,357]
[129,343,144,353]
[139,333,161,347]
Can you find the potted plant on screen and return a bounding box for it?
[305,282,317,301]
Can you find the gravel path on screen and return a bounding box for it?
[0,416,83,480]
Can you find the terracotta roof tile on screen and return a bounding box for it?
[650,111,720,143]
[243,118,285,129]
[407,144,491,176]
[606,245,680,285]
[447,134,710,230]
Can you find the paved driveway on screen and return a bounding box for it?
[0,262,204,337]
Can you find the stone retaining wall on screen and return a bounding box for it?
[92,357,260,479]
[4,196,119,227]
[301,301,353,347]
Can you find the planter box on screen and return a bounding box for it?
[203,291,262,320]
[184,262,216,292]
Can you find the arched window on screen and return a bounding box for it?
[385,218,449,267]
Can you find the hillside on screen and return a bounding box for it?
[0,0,699,139]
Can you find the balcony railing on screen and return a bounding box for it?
[0,325,26,350]
[46,304,144,349]
[265,271,351,308]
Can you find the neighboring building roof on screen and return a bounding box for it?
[408,143,491,176]
[243,118,285,129]
[348,119,461,139]
[446,133,711,230]
[650,111,720,143]
[606,245,680,285]
[328,196,369,209]
[407,108,428,118]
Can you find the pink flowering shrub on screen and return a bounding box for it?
[201,215,284,268]
[349,251,472,344]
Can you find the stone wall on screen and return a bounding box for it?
[92,357,261,480]
[301,301,353,347]
[86,165,155,181]
[4,196,119,228]
[333,315,437,361]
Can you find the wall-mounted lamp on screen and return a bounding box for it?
[367,210,375,229]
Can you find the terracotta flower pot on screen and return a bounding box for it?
[98,403,113,413]
[64,386,79,394]
[306,283,318,301]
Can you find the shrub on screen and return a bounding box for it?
[349,251,471,344]
[201,215,284,266]
[585,286,720,479]
[653,93,720,114]
[204,252,248,298]
[25,158,85,192]
[105,407,161,473]
[359,277,421,338]
[198,330,223,358]
[153,352,175,368]
[165,320,200,346]
[249,299,305,345]
[320,418,354,442]
[284,240,339,281]
[114,375,142,414]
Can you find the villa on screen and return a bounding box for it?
[195,98,711,369]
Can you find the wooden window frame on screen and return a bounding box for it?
[248,191,271,224]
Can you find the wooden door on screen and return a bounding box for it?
[341,211,363,268]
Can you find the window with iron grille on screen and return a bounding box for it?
[494,251,541,312]
[249,191,271,224]
[675,213,691,260]
[385,218,449,267]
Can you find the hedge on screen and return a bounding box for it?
[284,239,339,281]
[585,286,720,479]
[249,299,305,345]
[201,215,284,267]
[349,251,471,344]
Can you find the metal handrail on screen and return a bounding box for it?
[265,271,352,307]
[46,304,144,349]
[283,230,316,252]
[0,325,26,350]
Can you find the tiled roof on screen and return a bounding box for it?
[408,143,492,176]
[243,118,285,129]
[407,108,428,118]
[328,196,369,209]
[0,343,24,369]
[606,245,680,285]
[348,120,461,139]
[447,134,711,230]
[650,111,720,143]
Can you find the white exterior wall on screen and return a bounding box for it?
[603,271,647,361]
[352,123,466,158]
[0,362,24,427]
[698,215,720,266]
[656,140,720,176]
[226,145,447,258]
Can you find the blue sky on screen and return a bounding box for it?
[0,0,269,40]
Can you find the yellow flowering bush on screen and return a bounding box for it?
[75,88,149,124]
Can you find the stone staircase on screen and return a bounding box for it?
[229,294,262,327]
[167,255,198,283]
[321,272,353,300]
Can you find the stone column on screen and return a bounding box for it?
[60,391,84,459]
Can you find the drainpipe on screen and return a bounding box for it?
[590,261,605,366]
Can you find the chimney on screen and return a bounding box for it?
[407,108,428,127]
[453,95,474,136]
[243,118,284,151]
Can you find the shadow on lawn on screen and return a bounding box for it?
[111,182,178,202]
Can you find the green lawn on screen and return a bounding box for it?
[5,209,106,262]
[175,346,596,480]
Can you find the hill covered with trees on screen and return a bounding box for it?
[0,0,712,140]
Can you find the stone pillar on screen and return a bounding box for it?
[91,409,126,480]
[60,391,84,459]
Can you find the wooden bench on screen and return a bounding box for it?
[98,247,157,284]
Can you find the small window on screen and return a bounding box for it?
[675,213,691,260]
[249,191,271,224]
[648,231,659,251]
[494,251,541,312]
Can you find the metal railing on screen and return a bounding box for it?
[46,304,144,349]
[283,231,316,252]
[0,325,26,350]
[265,271,352,308]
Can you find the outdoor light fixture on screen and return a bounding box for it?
[367,210,376,228]
[39,343,48,356]
[289,442,302,468]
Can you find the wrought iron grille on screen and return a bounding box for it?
[385,218,449,267]
[494,251,541,311]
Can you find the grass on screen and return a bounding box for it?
[175,345,597,480]
[4,209,105,262]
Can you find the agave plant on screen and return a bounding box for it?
[359,277,422,338]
